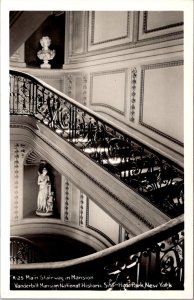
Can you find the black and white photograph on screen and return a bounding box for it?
[0,0,193,299]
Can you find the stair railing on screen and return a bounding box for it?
[10,215,184,290]
[10,69,184,218]
[10,236,45,264]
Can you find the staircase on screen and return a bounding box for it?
[10,69,184,220]
[9,68,184,291]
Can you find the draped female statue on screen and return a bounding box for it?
[36,166,54,216]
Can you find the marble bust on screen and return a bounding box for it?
[37,36,55,69]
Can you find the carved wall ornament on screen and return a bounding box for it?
[64,178,70,221]
[67,74,73,97]
[79,192,84,225]
[12,143,27,221]
[82,74,88,106]
[130,67,137,122]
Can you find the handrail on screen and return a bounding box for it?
[9,69,184,158]
[10,69,184,218]
[10,216,184,290]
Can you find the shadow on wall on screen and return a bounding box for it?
[23,234,96,262]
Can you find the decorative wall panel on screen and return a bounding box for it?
[90,70,127,114]
[71,11,86,55]
[138,11,183,40]
[36,76,64,93]
[87,199,119,245]
[139,61,183,145]
[88,11,133,51]
[65,11,183,64]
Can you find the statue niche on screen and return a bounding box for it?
[36,162,55,217]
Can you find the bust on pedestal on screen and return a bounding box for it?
[37,36,55,69]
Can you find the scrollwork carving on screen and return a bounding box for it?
[82,74,88,106]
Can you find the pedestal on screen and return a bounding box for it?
[36,210,53,217]
[40,62,51,69]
